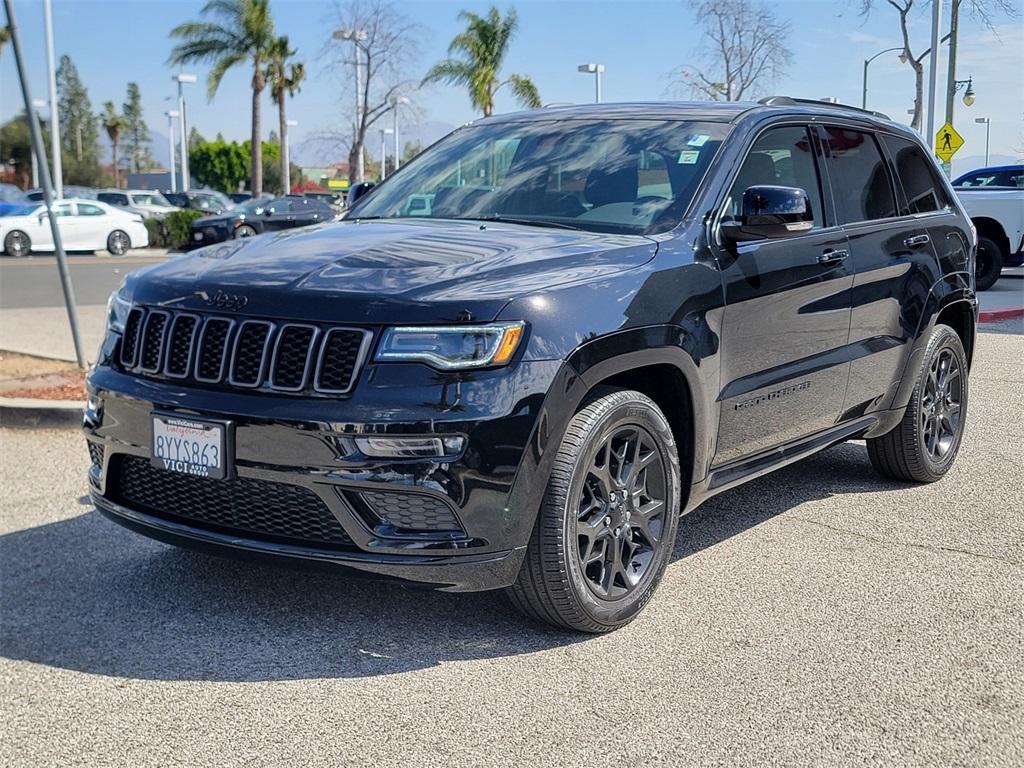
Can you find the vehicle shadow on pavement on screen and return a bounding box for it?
[0,443,904,682]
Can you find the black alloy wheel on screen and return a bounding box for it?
[107,230,130,256]
[920,347,963,461]
[4,230,31,257]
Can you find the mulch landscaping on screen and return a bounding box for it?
[0,351,86,401]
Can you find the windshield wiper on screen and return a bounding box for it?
[465,215,585,231]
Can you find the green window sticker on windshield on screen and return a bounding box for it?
[686,134,710,147]
[678,150,700,165]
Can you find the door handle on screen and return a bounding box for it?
[904,234,930,248]
[818,248,849,266]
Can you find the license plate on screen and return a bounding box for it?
[193,232,202,241]
[152,415,226,479]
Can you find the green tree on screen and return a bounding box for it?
[188,126,205,150]
[402,140,423,164]
[101,102,125,188]
[1,114,52,189]
[266,35,305,191]
[122,82,154,173]
[56,55,102,186]
[170,0,277,195]
[422,6,540,117]
[189,138,249,192]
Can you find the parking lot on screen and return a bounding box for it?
[1,331,1020,767]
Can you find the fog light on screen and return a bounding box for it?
[353,435,465,459]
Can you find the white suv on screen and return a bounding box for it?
[97,190,180,220]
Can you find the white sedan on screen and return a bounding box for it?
[0,198,149,257]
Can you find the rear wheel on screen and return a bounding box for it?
[867,324,968,483]
[974,235,1003,291]
[3,230,31,257]
[235,224,257,238]
[107,230,130,256]
[506,388,681,633]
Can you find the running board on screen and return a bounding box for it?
[687,416,876,510]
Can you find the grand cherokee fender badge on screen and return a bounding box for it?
[734,381,811,410]
[205,290,249,311]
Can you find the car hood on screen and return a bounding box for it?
[128,218,657,324]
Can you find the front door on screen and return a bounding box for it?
[712,124,854,466]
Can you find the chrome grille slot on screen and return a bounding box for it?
[120,307,145,367]
[229,320,274,387]
[164,314,199,378]
[270,324,318,391]
[195,318,233,383]
[138,310,169,373]
[315,328,370,394]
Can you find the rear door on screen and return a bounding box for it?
[74,202,112,249]
[818,126,956,417]
[712,123,854,466]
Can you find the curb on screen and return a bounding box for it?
[0,397,83,429]
[979,307,1024,323]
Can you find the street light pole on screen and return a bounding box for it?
[379,128,393,180]
[165,110,179,192]
[284,118,298,192]
[29,99,46,189]
[43,0,63,199]
[924,0,942,150]
[174,73,196,191]
[975,117,991,166]
[392,96,409,170]
[862,47,904,110]
[333,28,369,183]
[577,63,604,103]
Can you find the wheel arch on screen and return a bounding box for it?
[971,216,1009,258]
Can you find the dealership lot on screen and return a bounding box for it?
[1,332,1020,767]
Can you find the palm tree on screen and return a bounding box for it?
[422,6,540,117]
[101,102,125,188]
[169,0,276,195]
[266,35,304,192]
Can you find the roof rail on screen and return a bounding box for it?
[758,96,890,121]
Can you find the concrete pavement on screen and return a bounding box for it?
[1,331,1021,767]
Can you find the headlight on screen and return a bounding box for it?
[106,289,131,333]
[375,322,525,370]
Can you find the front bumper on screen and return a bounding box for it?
[84,354,562,592]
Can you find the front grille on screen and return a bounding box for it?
[115,456,354,548]
[119,307,369,396]
[361,490,463,533]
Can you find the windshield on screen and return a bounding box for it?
[351,118,730,235]
[131,192,172,206]
[230,198,271,214]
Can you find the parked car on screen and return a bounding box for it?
[955,186,1024,289]
[953,164,1023,188]
[188,196,336,247]
[1,198,148,256]
[97,189,180,219]
[161,190,233,214]
[86,98,976,632]
[23,185,98,201]
[0,183,22,202]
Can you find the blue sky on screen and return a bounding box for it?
[2,0,1021,173]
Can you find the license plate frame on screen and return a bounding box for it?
[151,412,233,480]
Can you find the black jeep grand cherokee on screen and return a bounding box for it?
[85,99,977,632]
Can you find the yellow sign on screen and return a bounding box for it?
[326,178,350,190]
[935,122,964,162]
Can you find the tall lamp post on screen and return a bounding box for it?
[333,28,368,183]
[165,110,179,192]
[173,73,197,191]
[379,127,393,181]
[29,99,47,189]
[284,118,298,192]
[974,117,991,166]
[577,63,604,103]
[862,47,903,109]
[43,0,63,198]
[392,96,410,170]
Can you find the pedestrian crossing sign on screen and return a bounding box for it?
[935,122,964,162]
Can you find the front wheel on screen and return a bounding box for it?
[867,324,968,483]
[234,224,257,238]
[506,388,681,633]
[974,235,1003,291]
[3,230,31,257]
[107,230,130,256]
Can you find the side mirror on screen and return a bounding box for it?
[348,181,376,207]
[721,185,813,243]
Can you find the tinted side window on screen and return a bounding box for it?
[822,128,897,223]
[77,203,105,216]
[726,125,825,228]
[1005,170,1024,188]
[881,135,951,214]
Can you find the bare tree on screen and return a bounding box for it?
[324,0,423,182]
[672,0,791,102]
[858,0,1018,132]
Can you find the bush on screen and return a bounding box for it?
[144,217,168,248]
[163,209,205,251]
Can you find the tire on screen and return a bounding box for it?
[506,388,681,633]
[3,230,31,258]
[234,224,257,238]
[867,324,968,483]
[974,235,1003,291]
[107,230,130,256]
